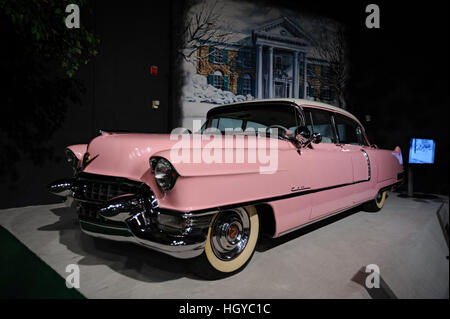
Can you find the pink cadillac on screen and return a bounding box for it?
[48,99,404,279]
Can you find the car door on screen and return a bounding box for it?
[303,107,354,219]
[333,112,373,204]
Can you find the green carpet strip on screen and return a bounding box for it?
[0,225,85,299]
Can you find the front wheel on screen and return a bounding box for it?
[190,206,259,280]
[363,190,387,212]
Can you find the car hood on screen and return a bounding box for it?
[82,132,292,182]
[82,133,178,182]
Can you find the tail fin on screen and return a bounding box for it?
[393,146,403,164]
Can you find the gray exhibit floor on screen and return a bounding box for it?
[0,192,448,299]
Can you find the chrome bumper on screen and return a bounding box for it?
[48,175,215,259]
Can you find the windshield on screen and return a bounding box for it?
[201,103,299,135]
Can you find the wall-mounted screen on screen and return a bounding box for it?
[408,138,435,164]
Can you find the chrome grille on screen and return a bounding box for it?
[74,173,142,204]
[73,173,144,226]
[80,180,136,202]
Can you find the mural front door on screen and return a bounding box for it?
[273,54,293,98]
[274,81,290,98]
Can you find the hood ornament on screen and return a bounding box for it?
[80,152,99,170]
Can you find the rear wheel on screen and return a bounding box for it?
[363,190,387,212]
[190,206,259,280]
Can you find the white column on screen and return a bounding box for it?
[293,51,299,98]
[268,47,273,98]
[256,45,263,99]
[303,55,308,99]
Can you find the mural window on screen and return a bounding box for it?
[321,65,331,80]
[307,84,315,97]
[213,70,225,90]
[210,47,228,64]
[242,74,252,95]
[215,49,224,64]
[320,86,331,100]
[299,59,305,76]
[307,64,316,76]
[241,50,254,68]
[274,56,283,71]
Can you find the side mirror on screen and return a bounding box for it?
[295,126,311,140]
[312,132,322,144]
[299,131,322,150]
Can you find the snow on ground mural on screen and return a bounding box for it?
[181,70,255,131]
[179,0,346,131]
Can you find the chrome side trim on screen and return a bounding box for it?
[277,202,363,237]
[161,209,219,217]
[360,149,371,181]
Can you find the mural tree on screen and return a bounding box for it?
[177,0,234,64]
[311,23,348,108]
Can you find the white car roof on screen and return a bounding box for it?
[221,98,360,123]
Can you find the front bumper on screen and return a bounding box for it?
[48,173,215,259]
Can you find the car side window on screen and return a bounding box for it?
[303,109,314,134]
[309,109,337,143]
[334,113,367,145]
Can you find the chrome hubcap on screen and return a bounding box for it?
[210,208,250,261]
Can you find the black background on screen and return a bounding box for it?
[0,0,448,208]
[274,0,449,195]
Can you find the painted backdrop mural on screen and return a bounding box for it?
[180,0,348,130]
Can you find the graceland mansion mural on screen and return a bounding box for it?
[179,0,348,130]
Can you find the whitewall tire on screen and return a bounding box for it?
[363,190,387,212]
[190,206,259,279]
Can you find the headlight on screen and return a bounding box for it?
[65,149,79,171]
[150,157,179,191]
